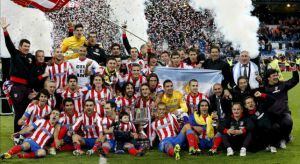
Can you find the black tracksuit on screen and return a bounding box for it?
[202,58,235,88]
[264,71,299,141]
[246,94,279,151]
[220,116,254,150]
[29,62,47,92]
[86,44,107,66]
[4,31,35,132]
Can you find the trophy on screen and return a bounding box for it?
[132,107,151,150]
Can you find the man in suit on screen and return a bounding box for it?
[232,51,260,89]
[209,83,232,121]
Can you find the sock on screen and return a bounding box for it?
[102,147,110,155]
[92,142,101,152]
[51,141,56,148]
[74,143,81,151]
[167,148,174,157]
[212,137,222,150]
[18,152,36,158]
[8,145,23,155]
[58,126,68,139]
[164,143,174,157]
[186,130,196,149]
[59,144,74,151]
[128,147,138,156]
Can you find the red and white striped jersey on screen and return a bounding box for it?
[122,59,145,71]
[60,87,88,114]
[100,116,115,140]
[185,92,208,115]
[24,103,52,126]
[58,110,80,129]
[115,96,137,111]
[135,97,154,109]
[118,122,136,133]
[85,88,112,104]
[45,61,74,89]
[30,119,55,148]
[119,74,147,95]
[141,65,154,76]
[151,113,179,141]
[72,112,102,139]
[95,103,105,117]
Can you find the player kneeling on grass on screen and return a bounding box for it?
[150,102,188,160]
[220,102,254,157]
[183,99,222,156]
[49,98,80,155]
[1,110,60,159]
[71,99,104,156]
[113,112,145,156]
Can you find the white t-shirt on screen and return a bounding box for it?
[69,58,99,87]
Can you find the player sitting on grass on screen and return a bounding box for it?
[71,99,104,156]
[1,110,60,159]
[183,99,222,156]
[150,102,187,160]
[49,98,80,155]
[113,112,145,156]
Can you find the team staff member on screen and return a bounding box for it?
[264,69,299,148]
[1,18,35,132]
[202,46,234,89]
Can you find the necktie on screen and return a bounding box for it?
[216,97,222,115]
[243,64,248,77]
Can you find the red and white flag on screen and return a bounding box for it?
[13,0,70,12]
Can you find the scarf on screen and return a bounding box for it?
[193,112,214,138]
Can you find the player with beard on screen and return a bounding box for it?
[185,79,208,115]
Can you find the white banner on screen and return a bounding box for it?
[155,67,223,95]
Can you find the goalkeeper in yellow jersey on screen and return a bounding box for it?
[160,80,188,123]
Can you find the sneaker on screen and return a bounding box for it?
[136,149,145,157]
[0,153,12,160]
[280,140,287,149]
[73,150,84,156]
[174,144,181,160]
[49,147,56,155]
[86,149,94,156]
[188,147,195,155]
[208,148,217,156]
[114,149,125,154]
[240,147,246,157]
[227,147,234,156]
[195,148,201,155]
[270,146,277,153]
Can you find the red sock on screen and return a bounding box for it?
[167,148,174,157]
[212,137,222,150]
[92,142,101,152]
[128,147,138,156]
[19,152,36,158]
[8,145,22,155]
[187,133,196,148]
[51,142,56,148]
[102,147,110,155]
[58,126,68,139]
[59,144,74,151]
[74,143,81,151]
